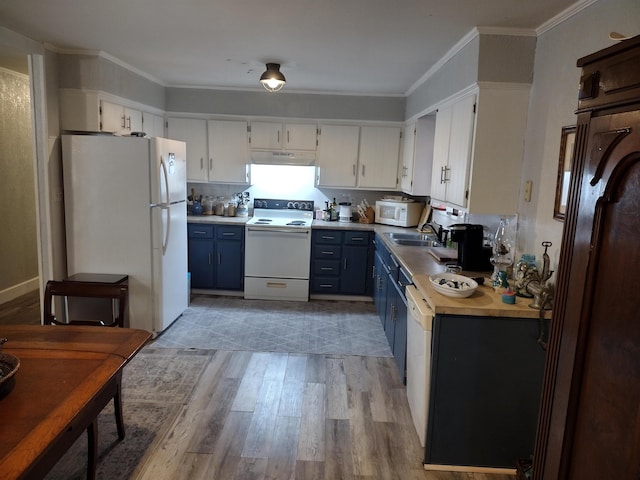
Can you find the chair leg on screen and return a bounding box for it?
[87,418,98,480]
[113,377,125,440]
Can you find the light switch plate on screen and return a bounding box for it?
[524,180,533,202]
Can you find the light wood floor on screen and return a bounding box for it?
[133,348,515,480]
[1,293,515,479]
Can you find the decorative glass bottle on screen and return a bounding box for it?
[490,217,514,286]
[514,254,538,297]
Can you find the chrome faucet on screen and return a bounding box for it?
[526,241,554,310]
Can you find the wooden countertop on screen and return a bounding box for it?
[412,274,552,319]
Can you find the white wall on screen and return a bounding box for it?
[518,0,640,273]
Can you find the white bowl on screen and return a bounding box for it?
[429,273,478,298]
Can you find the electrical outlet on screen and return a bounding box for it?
[523,180,533,202]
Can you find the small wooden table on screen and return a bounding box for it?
[0,325,150,479]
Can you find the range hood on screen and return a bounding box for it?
[251,150,316,166]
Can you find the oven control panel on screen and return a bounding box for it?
[253,198,314,211]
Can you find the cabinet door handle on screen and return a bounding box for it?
[391,304,396,322]
[208,252,212,265]
[121,114,126,129]
[209,158,213,171]
[192,230,208,236]
[444,166,451,183]
[353,164,356,177]
[287,130,290,143]
[344,259,348,270]
[200,158,204,170]
[320,267,333,271]
[222,232,235,237]
[362,164,366,177]
[321,235,336,240]
[321,251,335,255]
[319,284,333,288]
[218,253,222,265]
[440,166,445,184]
[277,130,280,144]
[126,116,131,130]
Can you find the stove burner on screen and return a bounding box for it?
[287,221,307,226]
[257,218,272,222]
[254,221,271,224]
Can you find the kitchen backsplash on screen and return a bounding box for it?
[187,164,426,214]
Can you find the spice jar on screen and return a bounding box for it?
[214,196,225,216]
[227,200,236,217]
[203,196,214,215]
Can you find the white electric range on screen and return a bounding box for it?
[244,199,314,301]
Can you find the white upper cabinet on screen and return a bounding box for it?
[316,124,401,190]
[143,112,164,138]
[401,117,435,196]
[59,90,158,136]
[100,100,143,135]
[401,123,417,193]
[430,93,475,208]
[316,124,360,188]
[250,121,318,151]
[207,119,250,184]
[430,86,530,215]
[166,117,208,182]
[357,126,401,190]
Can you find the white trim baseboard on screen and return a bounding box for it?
[0,277,39,304]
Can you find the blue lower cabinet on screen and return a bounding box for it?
[310,229,373,295]
[188,223,244,290]
[374,234,407,380]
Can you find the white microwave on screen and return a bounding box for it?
[375,200,425,227]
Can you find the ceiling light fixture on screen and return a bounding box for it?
[260,63,286,92]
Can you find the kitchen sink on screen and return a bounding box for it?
[384,232,442,247]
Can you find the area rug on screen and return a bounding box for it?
[44,349,210,480]
[150,295,392,357]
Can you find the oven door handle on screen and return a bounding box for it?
[246,227,310,234]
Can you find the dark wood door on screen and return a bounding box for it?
[563,112,640,479]
[534,110,640,479]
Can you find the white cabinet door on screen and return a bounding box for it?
[401,123,416,193]
[284,123,317,150]
[446,94,475,207]
[431,103,452,202]
[101,101,143,135]
[358,126,401,189]
[100,100,126,134]
[251,121,317,150]
[404,115,435,196]
[143,112,164,138]
[316,124,360,188]
[250,121,282,149]
[430,94,475,207]
[166,117,208,182]
[125,107,143,133]
[208,119,250,184]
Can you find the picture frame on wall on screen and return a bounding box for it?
[554,125,576,221]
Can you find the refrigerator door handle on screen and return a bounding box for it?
[159,156,171,255]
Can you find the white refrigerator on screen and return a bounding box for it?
[62,134,188,336]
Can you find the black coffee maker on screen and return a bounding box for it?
[449,224,492,272]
